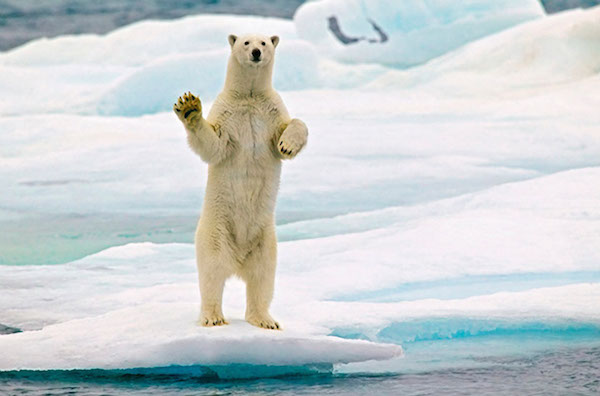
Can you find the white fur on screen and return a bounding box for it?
[173,34,308,329]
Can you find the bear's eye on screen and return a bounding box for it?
[261,41,266,46]
[244,41,249,46]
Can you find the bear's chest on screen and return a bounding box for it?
[225,104,279,159]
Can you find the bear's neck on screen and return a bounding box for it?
[223,57,274,98]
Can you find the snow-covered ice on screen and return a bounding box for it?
[294,0,545,66]
[369,7,600,92]
[1,1,600,379]
[0,307,401,373]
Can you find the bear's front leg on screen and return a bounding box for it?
[277,119,308,160]
[173,92,226,164]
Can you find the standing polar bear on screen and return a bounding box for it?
[173,34,308,330]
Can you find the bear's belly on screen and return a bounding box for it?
[225,160,280,211]
[206,162,280,247]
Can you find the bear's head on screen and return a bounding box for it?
[228,34,280,68]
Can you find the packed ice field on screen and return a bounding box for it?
[1,0,600,378]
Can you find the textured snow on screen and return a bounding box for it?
[1,4,600,377]
[294,0,545,66]
[369,7,600,91]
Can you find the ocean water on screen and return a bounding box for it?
[1,347,598,395]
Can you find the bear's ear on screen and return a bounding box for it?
[228,34,238,48]
[270,35,280,48]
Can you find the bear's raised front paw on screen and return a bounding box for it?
[246,313,281,330]
[173,92,202,124]
[198,313,228,327]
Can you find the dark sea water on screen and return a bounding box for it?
[1,347,598,395]
[1,0,599,51]
[0,0,305,51]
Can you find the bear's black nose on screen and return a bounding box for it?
[252,49,261,60]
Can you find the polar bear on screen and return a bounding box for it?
[173,34,308,330]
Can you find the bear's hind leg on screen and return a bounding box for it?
[240,227,280,330]
[196,248,230,327]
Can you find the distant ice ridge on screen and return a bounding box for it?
[9,4,600,118]
[0,13,391,116]
[0,15,320,117]
[294,0,545,67]
[1,6,598,116]
[369,7,600,92]
[0,15,297,67]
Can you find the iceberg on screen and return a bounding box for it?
[0,15,306,117]
[294,0,546,67]
[0,14,384,117]
[369,7,600,92]
[0,307,401,376]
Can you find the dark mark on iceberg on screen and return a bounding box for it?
[328,17,359,44]
[367,19,389,43]
[327,16,388,45]
[0,324,22,335]
[19,179,90,187]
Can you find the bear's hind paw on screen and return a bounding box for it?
[246,314,281,330]
[198,314,228,327]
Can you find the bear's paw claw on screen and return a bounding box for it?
[278,139,300,159]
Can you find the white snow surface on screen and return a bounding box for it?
[2,5,600,376]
